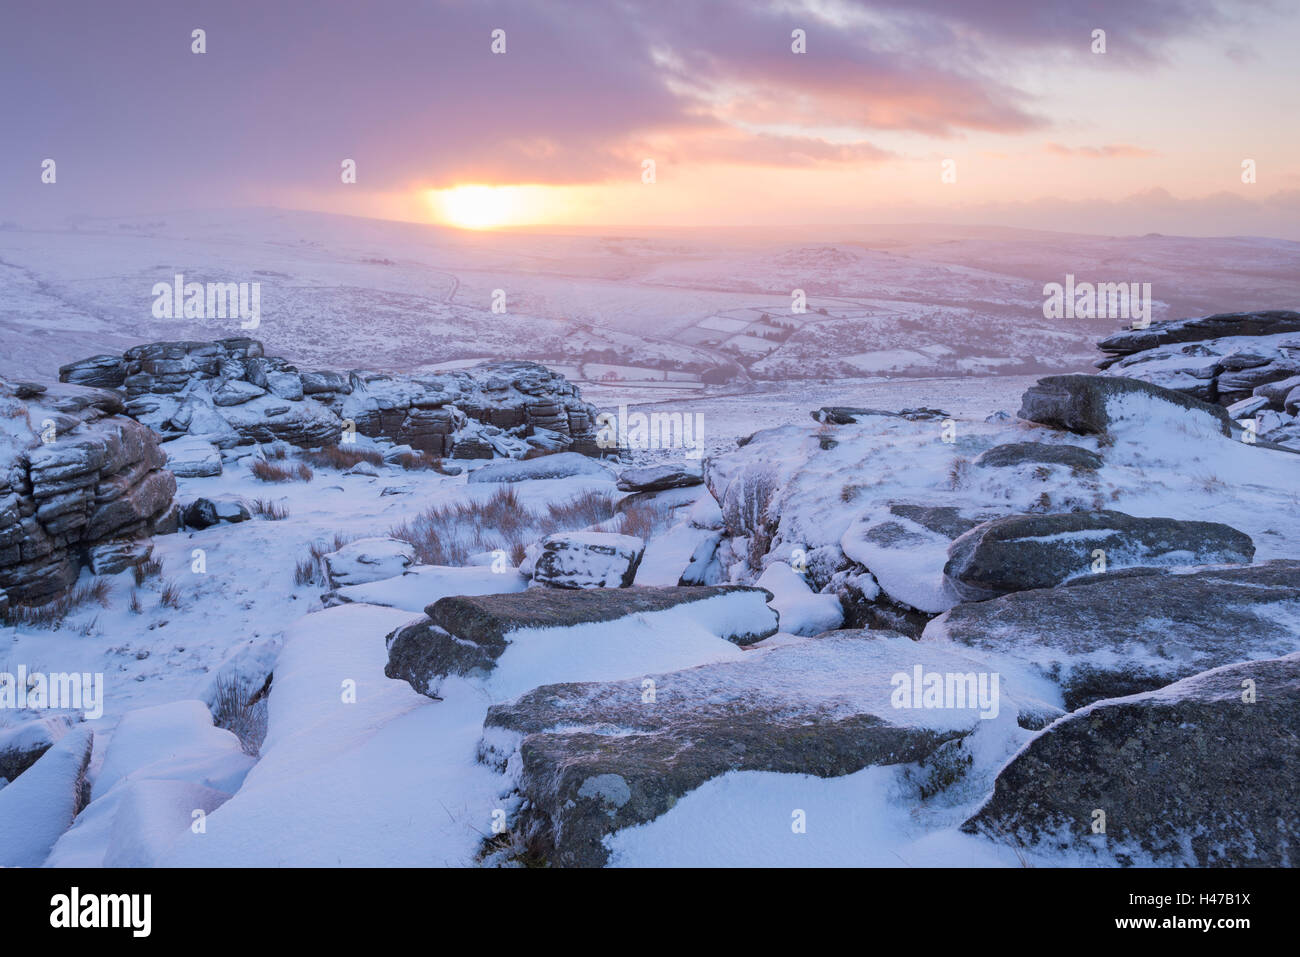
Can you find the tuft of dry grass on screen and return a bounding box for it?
[211,673,270,756]
[159,579,183,609]
[133,556,163,585]
[250,459,313,482]
[248,498,290,521]
[547,490,618,528]
[299,446,384,470]
[295,532,358,587]
[393,450,448,472]
[4,578,112,629]
[128,590,144,615]
[616,500,673,540]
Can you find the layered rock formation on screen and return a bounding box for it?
[0,378,177,607]
[59,340,602,460]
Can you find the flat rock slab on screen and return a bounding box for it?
[973,442,1102,471]
[615,464,703,493]
[468,452,613,484]
[1097,310,1300,355]
[481,631,1016,868]
[385,585,778,694]
[323,537,415,588]
[963,653,1300,866]
[944,510,1254,600]
[1018,374,1232,436]
[926,560,1300,709]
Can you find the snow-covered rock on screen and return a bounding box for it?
[616,464,703,493]
[324,563,527,611]
[925,560,1300,709]
[164,436,222,477]
[467,452,613,484]
[322,537,416,588]
[944,510,1255,600]
[0,715,77,783]
[532,531,645,589]
[964,652,1300,866]
[0,726,93,867]
[480,630,1039,868]
[386,585,779,696]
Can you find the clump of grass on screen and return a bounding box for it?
[948,456,971,490]
[250,459,313,482]
[159,579,183,609]
[248,498,290,521]
[617,500,673,540]
[393,450,447,472]
[211,673,270,756]
[4,578,112,629]
[128,590,143,615]
[547,490,618,528]
[299,446,384,470]
[133,556,163,585]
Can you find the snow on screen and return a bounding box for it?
[322,537,416,587]
[755,562,844,635]
[0,727,92,867]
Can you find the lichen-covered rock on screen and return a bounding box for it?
[973,442,1102,471]
[962,653,1300,866]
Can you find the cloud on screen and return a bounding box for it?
[0,0,1271,222]
[1045,143,1160,158]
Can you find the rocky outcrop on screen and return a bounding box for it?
[925,561,1300,709]
[1018,374,1233,436]
[0,726,93,867]
[385,585,778,694]
[58,341,602,458]
[0,378,177,607]
[963,653,1300,866]
[944,511,1255,600]
[1093,310,1300,449]
[531,532,645,589]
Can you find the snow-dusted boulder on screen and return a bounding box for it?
[479,631,1035,868]
[532,531,645,589]
[323,563,528,612]
[164,436,223,477]
[964,652,1300,866]
[926,560,1300,709]
[322,537,416,588]
[385,585,778,695]
[467,452,613,484]
[0,715,77,782]
[943,510,1255,600]
[0,726,93,867]
[87,539,153,575]
[973,442,1102,471]
[755,561,843,636]
[1018,374,1232,437]
[616,464,704,493]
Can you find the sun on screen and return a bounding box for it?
[430,185,517,229]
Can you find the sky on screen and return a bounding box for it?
[2,0,1298,237]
